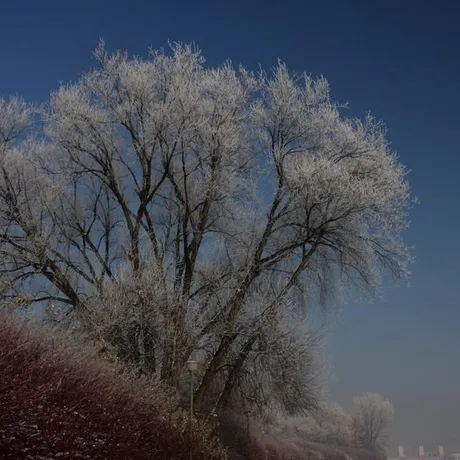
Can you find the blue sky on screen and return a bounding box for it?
[2,0,459,453]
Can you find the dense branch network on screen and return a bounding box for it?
[0,43,412,415]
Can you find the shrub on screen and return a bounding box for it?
[0,312,227,459]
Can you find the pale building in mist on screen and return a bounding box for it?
[389,445,445,460]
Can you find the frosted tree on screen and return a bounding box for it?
[269,401,354,447]
[352,392,394,451]
[0,42,413,414]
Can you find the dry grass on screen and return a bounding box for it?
[0,311,227,459]
[0,310,387,460]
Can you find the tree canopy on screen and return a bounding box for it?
[0,42,412,415]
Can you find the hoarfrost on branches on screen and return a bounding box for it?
[0,42,413,415]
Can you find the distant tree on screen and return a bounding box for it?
[270,402,354,447]
[352,392,394,452]
[0,42,412,415]
[315,402,355,447]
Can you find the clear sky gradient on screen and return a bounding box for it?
[1,0,459,454]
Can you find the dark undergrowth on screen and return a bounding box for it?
[0,312,227,459]
[0,311,385,460]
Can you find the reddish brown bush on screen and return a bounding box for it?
[0,312,227,459]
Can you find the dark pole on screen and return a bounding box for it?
[189,369,194,460]
[186,360,197,460]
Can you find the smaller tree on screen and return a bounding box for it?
[316,402,355,447]
[269,401,354,448]
[352,392,394,452]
